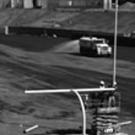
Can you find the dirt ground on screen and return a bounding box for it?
[0,9,135,35]
[0,35,135,135]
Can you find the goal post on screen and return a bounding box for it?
[24,87,116,135]
[25,87,115,94]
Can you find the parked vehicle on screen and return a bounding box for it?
[79,37,112,56]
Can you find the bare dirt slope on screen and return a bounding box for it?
[61,11,135,34]
[0,35,135,135]
[0,9,135,35]
[0,9,78,27]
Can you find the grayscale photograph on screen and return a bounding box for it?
[0,0,135,135]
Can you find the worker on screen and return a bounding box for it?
[100,80,106,88]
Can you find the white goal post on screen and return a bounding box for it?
[25,87,115,94]
[25,87,115,135]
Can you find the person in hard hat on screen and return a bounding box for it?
[100,80,106,88]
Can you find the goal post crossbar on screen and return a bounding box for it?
[25,87,115,94]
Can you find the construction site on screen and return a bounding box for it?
[0,0,135,135]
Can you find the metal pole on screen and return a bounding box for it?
[25,87,115,94]
[72,90,87,135]
[113,0,118,87]
[23,125,39,133]
[5,26,9,35]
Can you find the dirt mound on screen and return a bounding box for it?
[0,9,135,34]
[61,11,135,34]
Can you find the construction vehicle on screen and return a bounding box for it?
[79,37,112,56]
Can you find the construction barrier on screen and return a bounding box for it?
[91,91,120,135]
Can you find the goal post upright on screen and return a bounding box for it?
[113,0,118,87]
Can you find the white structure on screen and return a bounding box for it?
[11,0,17,8]
[68,0,73,6]
[11,0,23,8]
[23,0,33,8]
[5,26,9,35]
[103,0,112,10]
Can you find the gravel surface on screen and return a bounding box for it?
[0,35,134,135]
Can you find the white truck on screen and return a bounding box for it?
[79,37,112,56]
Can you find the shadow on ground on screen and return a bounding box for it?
[46,129,92,135]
